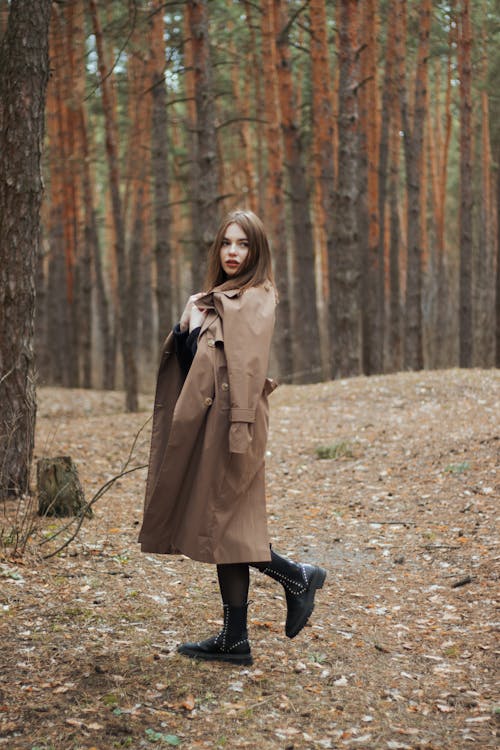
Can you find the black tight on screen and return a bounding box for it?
[216,564,249,606]
[216,561,268,606]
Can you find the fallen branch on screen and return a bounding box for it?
[41,464,147,559]
[40,415,151,559]
[451,575,473,588]
[334,627,391,653]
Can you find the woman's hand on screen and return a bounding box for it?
[179,293,208,333]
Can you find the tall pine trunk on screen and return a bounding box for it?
[151,4,172,348]
[496,138,500,367]
[401,0,431,371]
[46,9,75,387]
[430,22,454,368]
[0,0,52,497]
[273,0,321,384]
[388,115,402,372]
[186,0,220,288]
[69,0,92,388]
[243,1,266,216]
[475,6,494,366]
[310,0,336,378]
[261,0,292,381]
[458,0,473,367]
[386,0,404,371]
[331,0,362,378]
[89,0,138,411]
[378,0,397,370]
[360,0,381,374]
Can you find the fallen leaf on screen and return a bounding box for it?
[181,694,195,711]
[65,718,84,728]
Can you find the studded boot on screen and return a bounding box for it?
[261,550,326,638]
[177,603,252,665]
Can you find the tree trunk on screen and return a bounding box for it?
[183,7,197,293]
[80,106,114,389]
[53,5,80,387]
[186,0,220,288]
[0,1,9,37]
[37,456,88,517]
[89,0,139,411]
[496,137,500,368]
[261,0,293,382]
[0,0,52,497]
[331,0,362,378]
[46,9,76,387]
[35,231,50,384]
[69,0,91,388]
[273,0,321,384]
[388,114,402,372]
[378,0,397,370]
[437,22,455,367]
[123,19,154,382]
[360,0,381,374]
[310,0,336,378]
[427,41,454,368]
[151,3,172,349]
[170,117,190,319]
[243,1,265,217]
[458,0,473,368]
[129,180,146,375]
[475,6,494,367]
[401,0,431,371]
[387,1,404,372]
[45,32,67,386]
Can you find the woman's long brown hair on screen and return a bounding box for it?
[203,209,276,293]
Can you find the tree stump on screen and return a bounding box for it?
[37,457,90,517]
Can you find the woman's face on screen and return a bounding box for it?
[220,222,250,277]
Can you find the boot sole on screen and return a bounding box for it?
[177,646,253,666]
[286,566,327,639]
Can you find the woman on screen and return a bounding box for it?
[139,209,326,665]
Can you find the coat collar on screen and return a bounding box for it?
[211,285,242,298]
[197,287,241,338]
[197,286,241,308]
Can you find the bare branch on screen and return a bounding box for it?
[216,116,267,131]
[41,463,147,559]
[40,415,151,558]
[84,0,138,103]
[277,0,311,44]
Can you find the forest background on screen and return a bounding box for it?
[2,0,500,410]
[0,5,499,746]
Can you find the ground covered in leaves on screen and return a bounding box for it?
[1,369,499,750]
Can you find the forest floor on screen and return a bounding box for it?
[0,369,499,750]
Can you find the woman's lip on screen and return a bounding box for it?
[226,261,239,266]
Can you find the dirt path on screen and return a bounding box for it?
[1,369,498,749]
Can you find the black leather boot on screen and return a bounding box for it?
[262,550,326,638]
[177,603,253,665]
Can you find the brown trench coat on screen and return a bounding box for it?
[138,282,277,564]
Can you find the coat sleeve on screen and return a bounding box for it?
[215,284,276,454]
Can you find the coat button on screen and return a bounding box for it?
[207,338,215,347]
[221,382,229,391]
[204,397,213,406]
